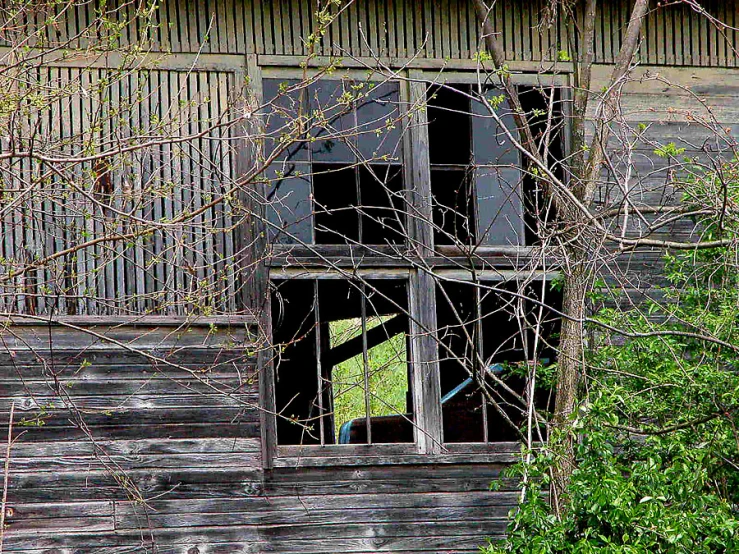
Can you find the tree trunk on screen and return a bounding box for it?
[550,250,590,514]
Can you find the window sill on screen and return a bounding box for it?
[272,442,522,468]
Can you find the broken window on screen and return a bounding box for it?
[427,83,522,246]
[271,278,413,446]
[263,79,407,246]
[436,279,562,443]
[427,83,563,247]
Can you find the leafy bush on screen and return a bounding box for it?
[485,166,739,553]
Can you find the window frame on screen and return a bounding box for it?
[260,66,415,254]
[255,63,569,467]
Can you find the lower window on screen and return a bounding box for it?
[271,278,413,446]
[436,279,562,443]
[270,275,561,452]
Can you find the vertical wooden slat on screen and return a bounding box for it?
[176,71,192,312]
[378,0,389,57]
[530,0,541,61]
[387,0,398,58]
[368,0,380,56]
[337,0,350,57]
[190,72,206,303]
[218,72,234,311]
[718,1,727,66]
[405,0,416,58]
[667,5,677,65]
[409,268,443,454]
[291,0,304,56]
[413,0,424,57]
[504,2,515,61]
[311,0,325,57]
[272,0,284,55]
[431,0,442,59]
[110,70,124,314]
[170,71,185,313]
[155,71,172,314]
[256,0,268,55]
[80,68,97,315]
[709,0,718,66]
[235,0,247,54]
[646,2,656,65]
[656,5,666,65]
[211,0,223,53]
[248,0,262,55]
[357,0,369,57]
[165,0,180,52]
[147,71,164,313]
[605,1,615,63]
[199,0,212,53]
[178,0,193,52]
[299,0,311,56]
[439,0,450,59]
[698,1,709,66]
[64,68,84,315]
[276,0,290,56]
[521,0,532,61]
[205,71,218,310]
[134,73,147,314]
[594,3,604,62]
[731,4,738,68]
[675,4,685,66]
[450,0,460,59]
[459,0,471,59]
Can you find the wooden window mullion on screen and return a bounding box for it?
[314,279,326,445]
[360,283,372,444]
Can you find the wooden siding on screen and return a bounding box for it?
[1,1,736,66]
[588,65,739,296]
[0,64,244,316]
[0,318,265,552]
[0,317,516,553]
[257,0,738,67]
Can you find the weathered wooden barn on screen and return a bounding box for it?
[0,0,737,552]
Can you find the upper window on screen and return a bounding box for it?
[262,75,562,252]
[427,83,524,247]
[263,78,407,246]
[427,82,563,248]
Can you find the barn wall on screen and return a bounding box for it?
[2,1,736,65]
[587,65,739,294]
[0,1,738,553]
[0,66,244,317]
[0,318,516,553]
[1,0,737,315]
[0,318,263,553]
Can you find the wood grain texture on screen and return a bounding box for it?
[0,322,513,553]
[2,1,738,552]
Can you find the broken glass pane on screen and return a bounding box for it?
[265,162,313,244]
[475,167,525,246]
[263,79,309,163]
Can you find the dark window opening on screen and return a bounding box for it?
[264,78,406,247]
[427,83,564,248]
[313,164,359,244]
[435,279,562,443]
[517,86,564,246]
[428,85,476,245]
[271,278,413,446]
[313,163,406,245]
